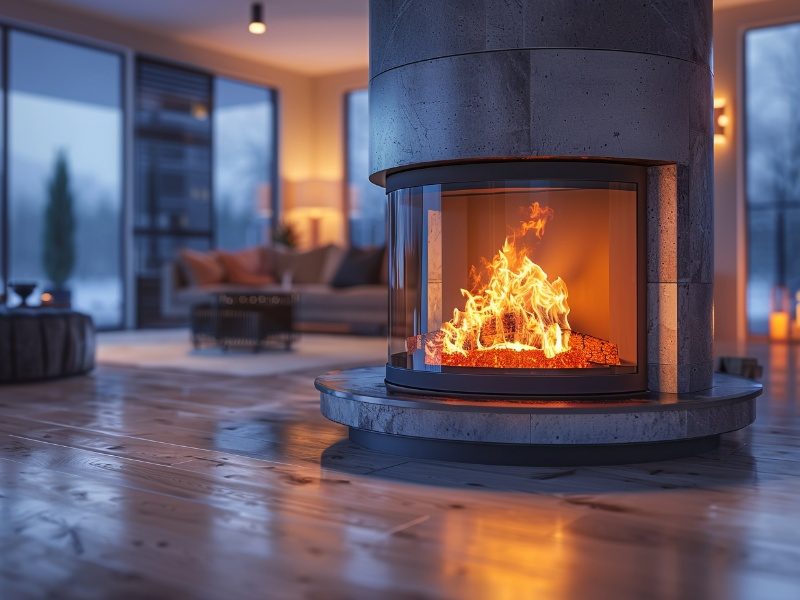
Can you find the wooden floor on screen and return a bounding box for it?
[0,343,798,600]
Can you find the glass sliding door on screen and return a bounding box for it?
[213,77,276,250]
[346,89,385,247]
[745,22,800,334]
[6,30,123,327]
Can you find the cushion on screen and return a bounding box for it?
[217,247,275,286]
[321,245,346,284]
[262,246,284,278]
[330,247,385,288]
[275,245,333,284]
[179,249,225,286]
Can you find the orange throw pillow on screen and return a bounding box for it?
[179,249,225,286]
[218,248,276,286]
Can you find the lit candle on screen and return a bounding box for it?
[769,311,790,341]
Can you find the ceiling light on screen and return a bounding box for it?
[249,3,266,35]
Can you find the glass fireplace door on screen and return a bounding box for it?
[386,162,646,395]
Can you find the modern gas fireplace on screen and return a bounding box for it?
[317,0,761,465]
[385,162,646,396]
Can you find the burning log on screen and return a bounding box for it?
[407,330,620,369]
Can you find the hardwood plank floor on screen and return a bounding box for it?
[0,342,798,599]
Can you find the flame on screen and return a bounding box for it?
[427,202,573,363]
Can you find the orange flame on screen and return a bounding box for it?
[427,202,572,362]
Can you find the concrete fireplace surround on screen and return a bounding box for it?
[369,0,714,394]
[317,0,761,464]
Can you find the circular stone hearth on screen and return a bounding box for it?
[316,367,762,466]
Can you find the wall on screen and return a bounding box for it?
[713,0,800,347]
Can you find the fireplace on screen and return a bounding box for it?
[385,162,646,396]
[316,0,761,465]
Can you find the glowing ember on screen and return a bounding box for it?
[416,202,620,369]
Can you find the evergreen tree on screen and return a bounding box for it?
[42,151,76,290]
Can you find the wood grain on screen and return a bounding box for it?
[0,343,798,599]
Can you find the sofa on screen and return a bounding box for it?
[161,244,388,333]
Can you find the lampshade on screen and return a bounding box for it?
[286,179,341,211]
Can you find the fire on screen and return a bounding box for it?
[437,202,571,359]
[414,202,620,369]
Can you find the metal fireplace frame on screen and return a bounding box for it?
[384,161,648,397]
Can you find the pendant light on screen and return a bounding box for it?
[249,2,266,35]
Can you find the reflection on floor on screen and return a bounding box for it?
[0,344,798,598]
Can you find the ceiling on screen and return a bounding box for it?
[34,0,776,76]
[36,0,370,75]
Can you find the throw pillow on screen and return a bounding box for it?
[179,249,225,286]
[330,247,385,288]
[275,245,333,284]
[217,248,275,286]
[321,245,346,285]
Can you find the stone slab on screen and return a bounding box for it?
[318,367,761,446]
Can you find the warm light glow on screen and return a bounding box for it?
[714,98,728,145]
[40,292,53,304]
[248,21,267,35]
[191,103,209,121]
[769,311,790,341]
[416,202,620,369]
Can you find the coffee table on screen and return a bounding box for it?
[191,292,299,352]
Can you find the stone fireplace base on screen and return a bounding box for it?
[317,368,761,466]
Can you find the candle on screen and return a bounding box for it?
[769,311,790,341]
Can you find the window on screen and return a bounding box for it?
[213,77,277,249]
[0,29,279,328]
[346,89,385,247]
[134,59,213,327]
[745,22,800,334]
[7,30,123,328]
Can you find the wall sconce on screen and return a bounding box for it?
[714,98,729,144]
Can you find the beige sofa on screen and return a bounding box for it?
[161,244,388,333]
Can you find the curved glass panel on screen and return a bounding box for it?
[389,179,639,379]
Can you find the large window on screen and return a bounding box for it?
[214,78,277,249]
[0,28,278,328]
[745,22,800,334]
[346,89,385,247]
[7,30,123,328]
